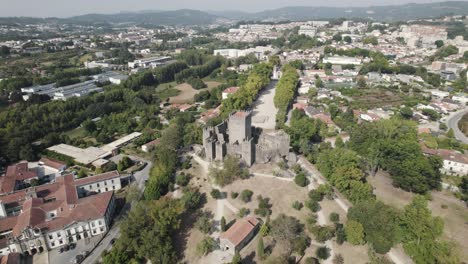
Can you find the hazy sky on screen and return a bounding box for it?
[0,0,457,17]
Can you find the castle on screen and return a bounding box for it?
[202,111,290,166]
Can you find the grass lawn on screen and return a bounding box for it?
[63,127,86,139]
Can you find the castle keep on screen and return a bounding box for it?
[203,111,290,166]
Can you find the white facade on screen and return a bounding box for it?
[452,94,468,104]
[443,159,468,176]
[76,177,122,198]
[323,56,362,65]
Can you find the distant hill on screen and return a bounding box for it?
[243,1,468,22]
[0,2,467,26]
[65,9,223,26]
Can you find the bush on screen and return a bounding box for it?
[305,200,321,212]
[292,201,303,210]
[335,223,345,245]
[240,189,253,203]
[310,225,335,243]
[329,212,340,223]
[210,189,222,199]
[175,173,190,186]
[305,257,320,264]
[316,246,330,260]
[255,195,272,217]
[294,172,309,187]
[345,220,365,245]
[187,77,207,90]
[196,236,217,256]
[230,192,239,199]
[195,211,213,234]
[238,208,250,217]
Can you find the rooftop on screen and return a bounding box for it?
[220,216,259,247]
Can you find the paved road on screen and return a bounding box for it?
[445,107,468,144]
[251,80,278,130]
[81,156,152,264]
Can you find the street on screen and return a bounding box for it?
[444,107,468,144]
[79,155,152,264]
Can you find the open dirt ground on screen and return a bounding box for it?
[169,81,220,104]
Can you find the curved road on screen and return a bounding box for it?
[81,156,152,264]
[445,107,468,144]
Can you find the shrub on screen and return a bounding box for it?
[240,189,253,203]
[294,172,309,187]
[345,220,365,245]
[230,192,239,199]
[305,200,321,212]
[210,188,222,199]
[175,173,190,186]
[255,195,272,217]
[316,246,330,260]
[196,236,216,256]
[238,207,250,217]
[292,201,303,210]
[195,211,213,234]
[329,212,340,223]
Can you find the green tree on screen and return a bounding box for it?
[399,195,458,264]
[344,36,352,44]
[240,189,253,203]
[345,220,365,245]
[294,172,309,187]
[197,236,217,256]
[231,251,242,264]
[435,40,444,48]
[220,216,227,232]
[77,168,87,178]
[257,236,266,260]
[316,246,330,260]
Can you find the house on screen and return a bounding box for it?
[312,113,337,129]
[222,87,240,100]
[199,106,221,125]
[38,158,66,174]
[219,216,259,254]
[304,106,324,118]
[0,162,39,194]
[422,147,468,176]
[141,139,161,153]
[0,171,122,256]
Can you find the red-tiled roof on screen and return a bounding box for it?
[39,157,66,170]
[1,162,38,193]
[0,171,117,236]
[220,216,259,247]
[0,253,20,264]
[73,171,120,186]
[421,146,468,164]
[223,86,239,94]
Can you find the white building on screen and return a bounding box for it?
[323,56,362,65]
[298,26,317,37]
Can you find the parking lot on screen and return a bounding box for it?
[49,235,102,264]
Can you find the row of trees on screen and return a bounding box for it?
[274,63,300,127]
[144,112,202,200]
[174,57,223,83]
[221,63,273,115]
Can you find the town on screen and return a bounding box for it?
[0,2,467,264]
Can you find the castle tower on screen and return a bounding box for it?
[228,111,252,144]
